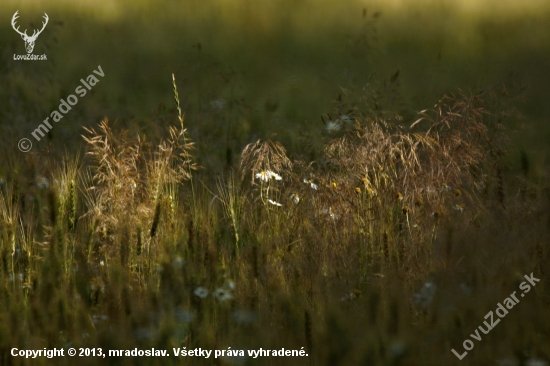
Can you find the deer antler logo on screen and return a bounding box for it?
[11,10,49,54]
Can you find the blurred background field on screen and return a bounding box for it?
[1,0,550,171]
[1,1,550,365]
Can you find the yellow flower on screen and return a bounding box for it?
[355,187,361,194]
[331,182,338,189]
[396,192,403,201]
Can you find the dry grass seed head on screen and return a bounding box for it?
[240,139,292,183]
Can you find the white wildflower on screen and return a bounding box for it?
[326,121,340,132]
[36,176,49,189]
[194,287,209,299]
[290,193,300,204]
[213,287,233,302]
[268,199,282,207]
[321,207,338,220]
[224,280,236,290]
[256,170,282,182]
[339,114,352,124]
[172,256,184,270]
[413,282,436,309]
[91,315,109,324]
[303,179,317,190]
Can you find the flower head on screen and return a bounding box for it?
[255,170,282,182]
[321,207,338,220]
[303,179,318,190]
[290,193,300,204]
[224,280,236,290]
[414,282,436,309]
[194,287,209,299]
[440,183,451,192]
[326,121,341,132]
[214,287,233,302]
[36,176,50,190]
[268,199,282,207]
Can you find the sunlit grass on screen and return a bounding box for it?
[1,0,550,360]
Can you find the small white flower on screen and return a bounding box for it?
[326,121,340,132]
[268,171,282,180]
[213,287,233,302]
[54,179,67,191]
[36,176,50,189]
[194,287,209,299]
[453,204,464,213]
[255,170,282,182]
[268,199,282,207]
[321,207,338,219]
[290,193,300,204]
[92,315,109,324]
[340,289,361,302]
[224,280,236,290]
[414,282,436,309]
[340,293,356,302]
[440,183,451,192]
[339,115,352,124]
[256,171,268,182]
[303,179,317,190]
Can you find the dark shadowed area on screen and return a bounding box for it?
[0,1,549,365]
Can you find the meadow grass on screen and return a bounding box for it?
[1,73,549,365]
[1,1,550,365]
